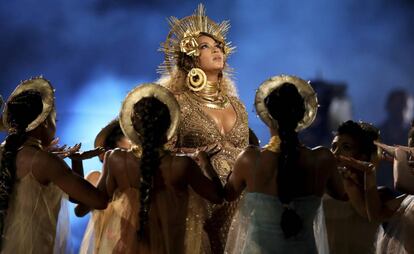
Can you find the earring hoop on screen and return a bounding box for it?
[186,68,207,91]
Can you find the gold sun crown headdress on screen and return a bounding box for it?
[158,4,235,75]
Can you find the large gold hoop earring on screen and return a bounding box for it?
[186,68,207,91]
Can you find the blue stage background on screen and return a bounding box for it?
[1,0,414,252]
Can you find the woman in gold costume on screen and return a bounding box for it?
[158,4,249,253]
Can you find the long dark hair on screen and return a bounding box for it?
[0,91,43,246]
[132,97,171,239]
[265,83,306,238]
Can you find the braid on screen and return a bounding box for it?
[132,97,170,239]
[277,127,304,238]
[265,83,305,238]
[0,91,43,246]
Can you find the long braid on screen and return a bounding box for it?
[277,127,304,238]
[265,83,305,238]
[132,98,170,239]
[0,91,43,247]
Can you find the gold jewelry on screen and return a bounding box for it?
[263,135,281,153]
[22,136,43,150]
[131,145,142,158]
[3,77,55,132]
[159,4,235,75]
[188,79,230,109]
[255,75,318,132]
[119,83,180,146]
[187,68,207,91]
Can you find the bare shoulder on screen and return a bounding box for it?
[236,145,260,165]
[27,149,69,183]
[106,148,128,161]
[34,149,66,168]
[105,148,131,170]
[310,146,335,162]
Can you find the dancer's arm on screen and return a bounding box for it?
[33,150,108,211]
[224,147,257,202]
[393,147,414,194]
[336,155,371,217]
[74,151,112,217]
[319,148,347,201]
[183,155,224,204]
[365,168,404,222]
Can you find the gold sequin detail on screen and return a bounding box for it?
[175,91,249,253]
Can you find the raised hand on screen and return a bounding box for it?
[374,141,396,161]
[53,143,81,159]
[336,155,375,174]
[69,147,105,161]
[46,138,67,153]
[173,143,222,157]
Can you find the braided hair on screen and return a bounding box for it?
[132,97,171,239]
[264,83,306,238]
[0,91,43,246]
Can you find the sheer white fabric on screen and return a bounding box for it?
[80,187,207,254]
[323,195,380,254]
[225,193,323,254]
[313,203,329,254]
[375,195,414,254]
[1,173,69,253]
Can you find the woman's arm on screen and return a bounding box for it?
[335,155,371,216]
[365,169,403,222]
[224,147,257,202]
[74,151,116,217]
[319,148,347,201]
[393,147,414,194]
[182,155,224,204]
[35,151,108,211]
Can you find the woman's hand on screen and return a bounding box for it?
[173,143,222,157]
[193,150,210,167]
[69,147,105,161]
[46,138,67,153]
[337,155,376,174]
[374,141,395,162]
[52,143,81,159]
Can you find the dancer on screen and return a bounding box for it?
[225,75,347,253]
[158,4,249,252]
[325,121,384,254]
[84,118,132,186]
[78,118,132,254]
[0,77,107,253]
[78,84,223,253]
[335,122,414,253]
[375,121,414,194]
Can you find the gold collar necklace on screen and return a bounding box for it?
[190,80,229,109]
[22,136,43,150]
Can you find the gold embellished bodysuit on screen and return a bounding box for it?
[174,91,249,253]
